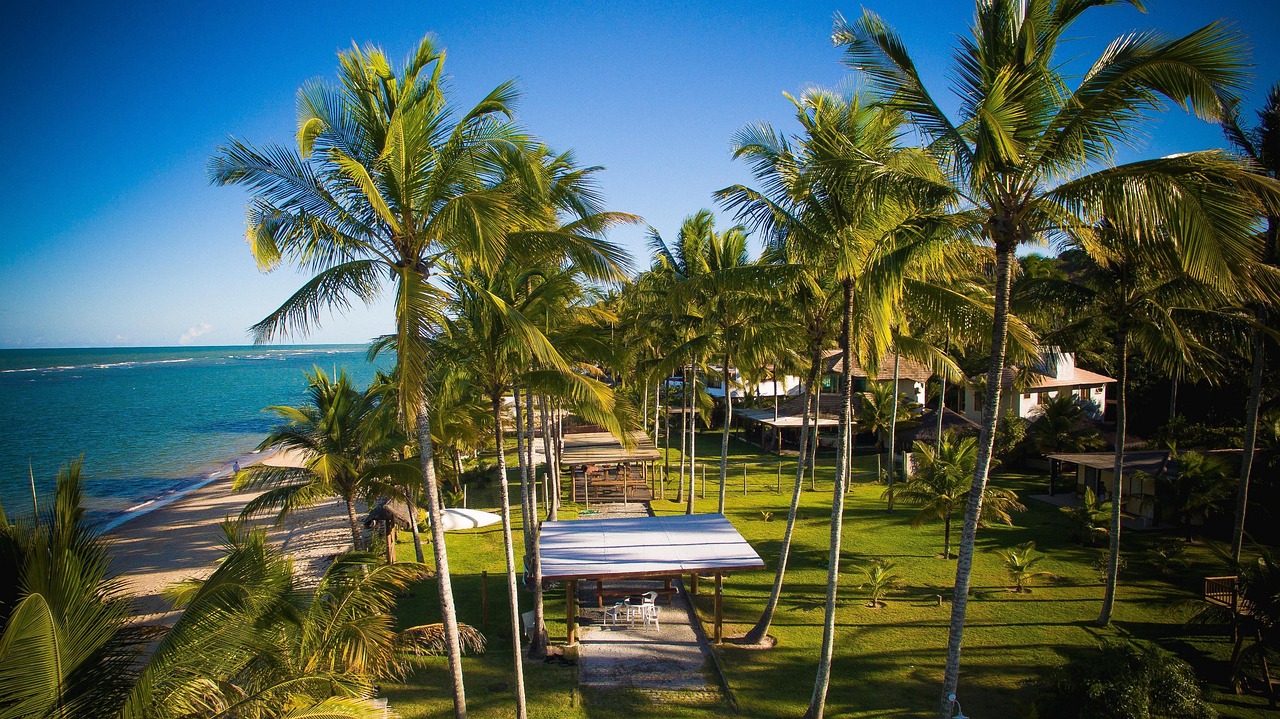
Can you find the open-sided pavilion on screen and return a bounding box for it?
[559,431,662,504]
[539,513,764,644]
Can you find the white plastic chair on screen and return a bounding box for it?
[642,602,660,630]
[603,601,626,626]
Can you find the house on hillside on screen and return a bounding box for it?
[960,347,1113,423]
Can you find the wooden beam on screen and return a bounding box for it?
[714,573,723,644]
[567,579,578,645]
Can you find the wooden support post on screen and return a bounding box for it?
[567,579,578,645]
[777,460,782,493]
[714,573,723,644]
[623,463,629,503]
[690,573,699,595]
[743,465,748,496]
[700,462,705,498]
[597,580,604,608]
[481,570,488,628]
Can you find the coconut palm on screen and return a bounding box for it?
[860,560,902,608]
[234,368,381,549]
[1158,451,1235,542]
[719,88,986,717]
[1221,84,1280,563]
[894,434,1025,559]
[208,37,526,715]
[835,3,1277,710]
[997,541,1052,593]
[0,461,433,719]
[1028,393,1103,495]
[727,91,984,718]
[1061,486,1111,546]
[0,459,146,719]
[1014,237,1251,624]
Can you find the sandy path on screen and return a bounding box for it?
[106,450,357,622]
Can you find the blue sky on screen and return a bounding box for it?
[1,0,1276,348]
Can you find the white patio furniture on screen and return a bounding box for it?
[642,602,660,630]
[603,601,626,626]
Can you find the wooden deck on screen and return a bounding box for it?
[572,466,652,504]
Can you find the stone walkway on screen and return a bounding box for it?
[568,502,724,703]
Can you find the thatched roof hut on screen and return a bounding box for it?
[363,500,415,531]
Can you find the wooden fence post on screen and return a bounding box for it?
[743,465,748,496]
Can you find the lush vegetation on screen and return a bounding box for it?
[4,0,1280,717]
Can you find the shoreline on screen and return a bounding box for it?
[104,443,352,622]
[96,444,274,534]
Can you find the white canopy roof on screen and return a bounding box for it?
[539,513,765,581]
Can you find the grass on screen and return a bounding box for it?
[383,432,1272,718]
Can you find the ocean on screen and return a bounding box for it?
[0,345,388,527]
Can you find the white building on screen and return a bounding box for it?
[959,348,1113,423]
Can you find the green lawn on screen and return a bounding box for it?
[383,433,1271,718]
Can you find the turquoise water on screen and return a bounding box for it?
[0,345,388,523]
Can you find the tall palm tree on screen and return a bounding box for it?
[209,36,524,716]
[1221,84,1280,563]
[234,368,380,549]
[835,4,1277,711]
[894,434,1025,559]
[655,216,779,514]
[1015,238,1253,624]
[721,87,966,719]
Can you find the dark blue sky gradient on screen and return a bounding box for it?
[1,0,1276,347]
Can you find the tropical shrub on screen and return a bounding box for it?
[1034,641,1215,719]
[1061,486,1110,546]
[859,560,901,608]
[998,541,1053,593]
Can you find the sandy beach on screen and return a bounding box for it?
[107,448,358,622]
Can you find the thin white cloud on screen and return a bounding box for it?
[179,323,213,345]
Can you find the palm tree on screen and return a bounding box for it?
[1,461,439,719]
[894,434,1025,559]
[234,368,381,549]
[208,37,524,716]
[1015,237,1252,624]
[0,459,144,719]
[1221,84,1280,563]
[1028,393,1103,495]
[997,541,1052,593]
[723,87,973,718]
[860,561,901,608]
[1159,451,1234,542]
[835,4,1276,710]
[1061,486,1111,546]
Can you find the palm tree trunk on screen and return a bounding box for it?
[745,353,822,645]
[540,395,558,522]
[490,395,529,718]
[944,513,952,560]
[1233,318,1266,563]
[677,365,688,504]
[719,350,733,514]
[886,352,901,512]
[939,240,1016,719]
[811,380,822,491]
[407,494,426,563]
[663,380,671,500]
[643,378,650,443]
[1098,329,1129,626]
[936,373,946,455]
[1168,378,1179,421]
[514,388,533,559]
[416,406,468,719]
[654,381,661,444]
[525,390,547,658]
[805,279,856,719]
[687,361,698,515]
[345,497,362,551]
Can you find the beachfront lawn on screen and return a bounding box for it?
[384,434,1269,718]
